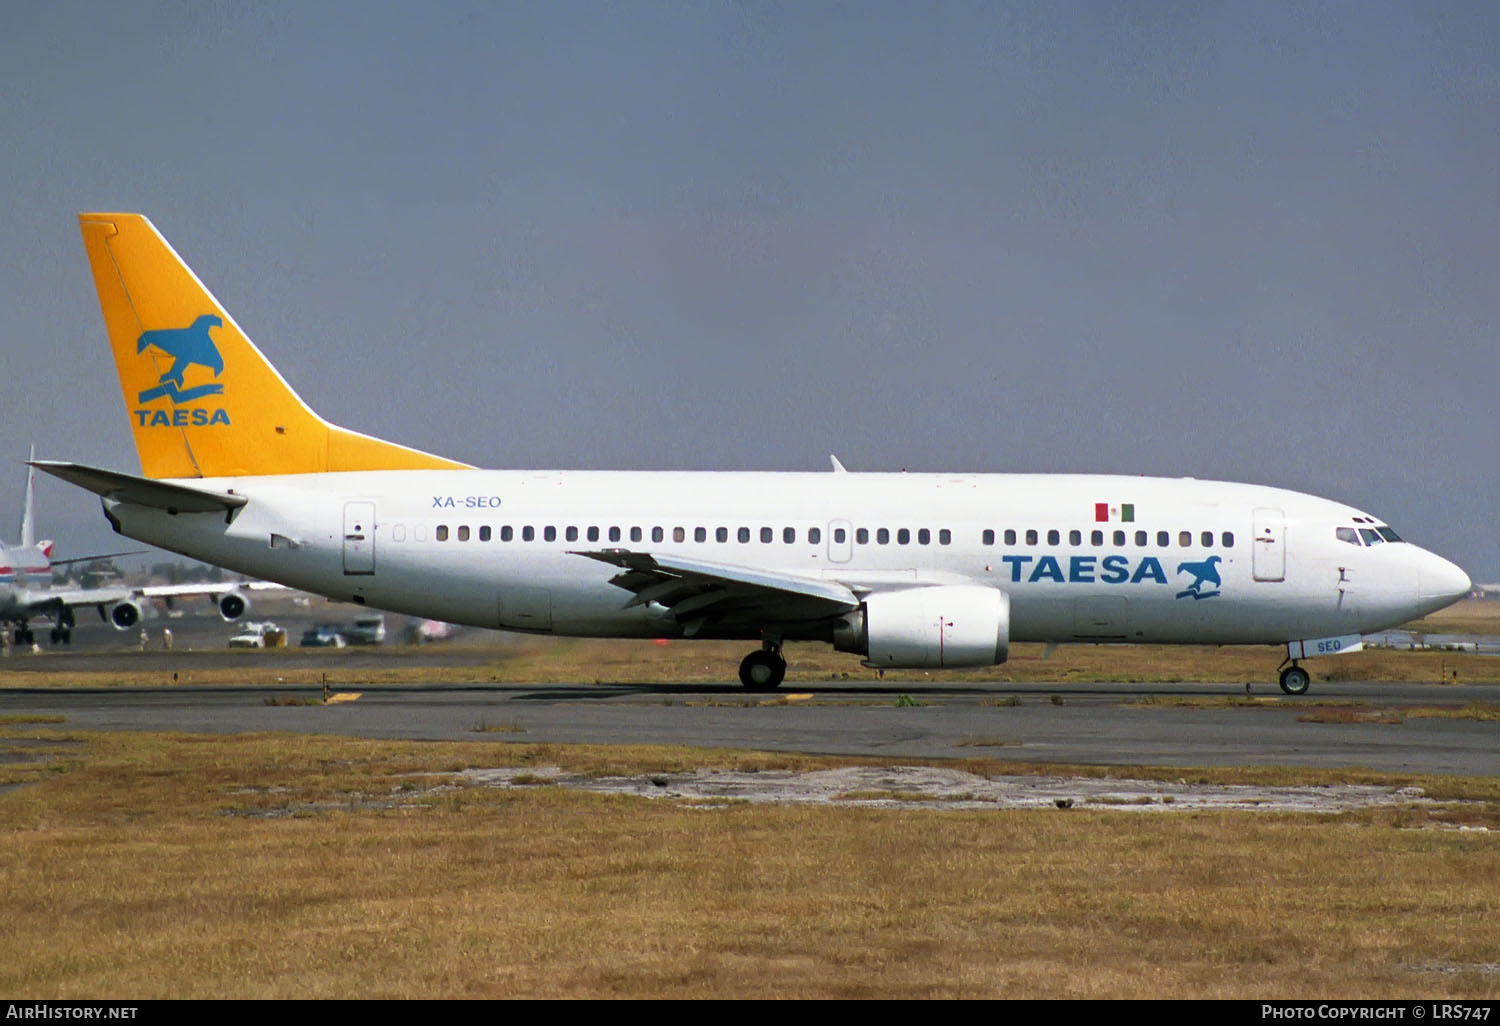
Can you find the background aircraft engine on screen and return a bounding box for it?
[833,585,1010,668]
[217,592,248,621]
[108,600,143,630]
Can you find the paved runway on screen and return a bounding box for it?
[3,678,1496,775]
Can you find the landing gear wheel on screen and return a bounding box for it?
[739,650,787,692]
[1279,665,1311,696]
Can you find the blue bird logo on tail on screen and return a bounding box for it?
[136,314,225,404]
[1175,555,1222,600]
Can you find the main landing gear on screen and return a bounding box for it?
[739,641,787,692]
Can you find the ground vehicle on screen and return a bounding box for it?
[343,615,387,645]
[227,621,282,648]
[299,624,347,647]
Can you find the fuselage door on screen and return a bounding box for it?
[1252,507,1285,582]
[828,519,853,563]
[343,501,376,575]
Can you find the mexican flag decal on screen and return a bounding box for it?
[1095,502,1134,523]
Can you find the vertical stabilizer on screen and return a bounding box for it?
[77,213,470,479]
[19,444,35,548]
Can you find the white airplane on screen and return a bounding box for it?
[1,445,261,646]
[35,213,1471,692]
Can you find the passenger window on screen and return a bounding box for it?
[522,526,534,542]
[856,528,869,544]
[783,527,795,544]
[1222,532,1234,547]
[1004,529,1017,545]
[394,524,407,542]
[1047,529,1060,545]
[834,528,847,544]
[609,526,621,542]
[630,527,642,543]
[436,525,449,542]
[1201,531,1213,547]
[1069,530,1081,546]
[877,528,890,545]
[982,529,995,546]
[810,527,822,544]
[938,529,950,545]
[587,526,599,542]
[1134,530,1146,547]
[693,527,705,542]
[1025,529,1038,545]
[563,526,576,542]
[760,527,773,543]
[1091,530,1103,546]
[479,526,491,542]
[716,527,728,543]
[917,528,930,545]
[544,526,557,542]
[457,525,470,541]
[1113,530,1125,546]
[738,527,751,543]
[501,526,513,542]
[1157,531,1169,547]
[1179,531,1191,547]
[897,529,910,545]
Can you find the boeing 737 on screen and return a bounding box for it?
[36,213,1472,692]
[2,445,263,645]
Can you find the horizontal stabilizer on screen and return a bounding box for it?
[30,461,248,514]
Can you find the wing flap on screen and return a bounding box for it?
[573,550,858,629]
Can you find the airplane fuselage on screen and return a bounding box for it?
[102,469,1468,648]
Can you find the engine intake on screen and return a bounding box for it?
[109,600,143,630]
[833,585,1009,668]
[218,591,247,621]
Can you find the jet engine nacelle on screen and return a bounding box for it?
[833,585,1010,668]
[217,591,247,621]
[109,600,143,630]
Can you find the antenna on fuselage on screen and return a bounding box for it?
[829,454,848,473]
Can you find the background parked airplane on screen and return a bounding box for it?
[2,447,263,646]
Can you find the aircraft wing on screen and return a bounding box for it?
[26,585,133,610]
[138,580,286,599]
[573,550,858,634]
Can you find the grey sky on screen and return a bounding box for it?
[2,1,1497,577]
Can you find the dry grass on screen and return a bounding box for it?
[2,728,1499,999]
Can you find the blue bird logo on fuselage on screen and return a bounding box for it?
[136,314,225,405]
[1175,555,1222,600]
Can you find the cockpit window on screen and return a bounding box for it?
[1336,527,1360,546]
[1376,527,1402,543]
[1359,528,1383,546]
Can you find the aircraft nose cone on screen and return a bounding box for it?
[1420,553,1472,607]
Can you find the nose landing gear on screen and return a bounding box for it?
[1278,662,1311,696]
